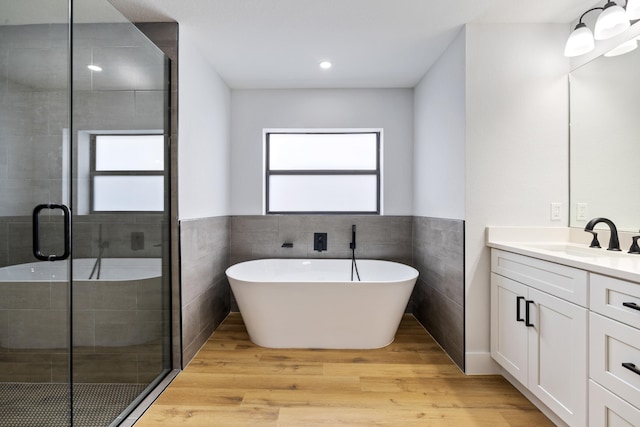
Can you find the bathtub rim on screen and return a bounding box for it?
[225,258,418,284]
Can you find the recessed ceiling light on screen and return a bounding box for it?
[87,64,102,72]
[319,61,332,69]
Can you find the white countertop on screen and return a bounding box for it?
[486,227,640,283]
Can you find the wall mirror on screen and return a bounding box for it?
[570,26,640,232]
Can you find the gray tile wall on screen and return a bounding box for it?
[0,24,68,217]
[411,216,465,369]
[229,215,413,311]
[179,216,230,365]
[0,214,164,269]
[231,215,412,263]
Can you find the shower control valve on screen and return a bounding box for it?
[314,233,327,252]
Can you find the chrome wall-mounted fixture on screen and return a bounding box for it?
[565,0,640,57]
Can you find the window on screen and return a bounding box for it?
[91,134,165,212]
[265,131,381,214]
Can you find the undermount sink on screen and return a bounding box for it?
[520,242,628,258]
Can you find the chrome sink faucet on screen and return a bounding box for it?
[584,217,621,251]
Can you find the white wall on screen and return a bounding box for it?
[178,26,231,219]
[230,89,414,215]
[464,24,570,373]
[413,28,466,220]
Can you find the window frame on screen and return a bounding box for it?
[265,131,381,215]
[89,133,165,214]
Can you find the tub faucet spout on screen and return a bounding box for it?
[584,217,621,251]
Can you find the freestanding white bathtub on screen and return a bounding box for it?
[225,258,418,349]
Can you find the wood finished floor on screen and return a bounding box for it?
[135,313,553,427]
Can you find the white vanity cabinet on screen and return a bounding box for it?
[588,274,640,426]
[490,249,588,427]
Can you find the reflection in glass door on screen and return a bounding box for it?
[0,0,73,424]
[0,0,172,425]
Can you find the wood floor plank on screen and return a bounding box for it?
[187,359,325,376]
[244,389,444,409]
[135,404,279,427]
[323,362,464,378]
[167,371,362,392]
[241,387,534,410]
[149,388,245,407]
[359,377,540,409]
[258,348,431,364]
[276,407,554,427]
[136,313,552,426]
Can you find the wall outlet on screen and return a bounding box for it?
[576,203,588,221]
[550,203,562,221]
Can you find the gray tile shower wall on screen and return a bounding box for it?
[411,216,465,369]
[0,24,68,218]
[0,214,165,268]
[229,215,413,311]
[179,216,230,365]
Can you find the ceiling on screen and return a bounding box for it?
[106,0,599,89]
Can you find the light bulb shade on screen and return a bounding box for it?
[604,38,638,56]
[594,2,630,40]
[627,0,640,20]
[564,24,595,57]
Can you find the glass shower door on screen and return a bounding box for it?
[0,0,73,425]
[0,0,172,425]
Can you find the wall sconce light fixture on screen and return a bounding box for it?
[565,0,637,57]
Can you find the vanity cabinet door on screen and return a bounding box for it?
[490,249,588,426]
[528,287,588,427]
[491,273,529,385]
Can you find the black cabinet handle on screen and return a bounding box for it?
[32,203,71,261]
[623,302,640,312]
[622,363,640,376]
[516,296,525,322]
[525,300,535,327]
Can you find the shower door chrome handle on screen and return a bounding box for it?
[32,203,71,261]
